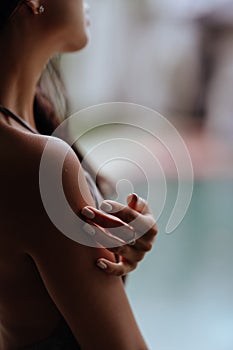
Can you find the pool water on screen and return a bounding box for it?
[126,180,233,350]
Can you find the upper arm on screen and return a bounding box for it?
[22,137,147,350]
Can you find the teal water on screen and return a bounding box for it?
[126,180,233,350]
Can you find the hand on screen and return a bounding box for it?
[81,193,158,276]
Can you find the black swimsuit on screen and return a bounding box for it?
[0,104,105,349]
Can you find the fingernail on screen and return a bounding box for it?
[81,207,95,219]
[83,223,95,236]
[97,261,107,270]
[127,193,138,204]
[100,201,113,213]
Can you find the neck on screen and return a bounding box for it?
[0,29,52,129]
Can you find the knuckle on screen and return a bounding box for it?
[148,222,158,236]
[137,239,153,252]
[153,223,158,235]
[145,242,153,252]
[140,198,149,210]
[138,200,145,209]
[137,252,145,261]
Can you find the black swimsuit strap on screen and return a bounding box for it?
[0,104,39,134]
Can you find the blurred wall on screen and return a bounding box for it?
[61,0,233,139]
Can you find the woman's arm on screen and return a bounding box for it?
[23,136,148,350]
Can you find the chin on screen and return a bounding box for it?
[63,33,89,52]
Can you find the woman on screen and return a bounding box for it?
[0,1,157,349]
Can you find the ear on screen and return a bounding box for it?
[25,0,42,15]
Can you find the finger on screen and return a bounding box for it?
[96,258,137,276]
[108,244,146,264]
[82,222,125,248]
[127,193,151,214]
[100,200,139,224]
[100,197,151,223]
[126,193,138,210]
[137,222,158,243]
[81,206,132,229]
[81,207,135,242]
[131,237,154,252]
[100,200,157,235]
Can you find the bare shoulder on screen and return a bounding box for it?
[15,133,95,240]
[1,131,95,253]
[17,132,94,202]
[17,133,80,176]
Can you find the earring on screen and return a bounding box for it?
[37,5,45,14]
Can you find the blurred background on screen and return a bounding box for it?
[60,1,233,349]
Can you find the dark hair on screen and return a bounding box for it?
[34,56,67,135]
[0,0,23,30]
[35,56,113,198]
[34,56,87,169]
